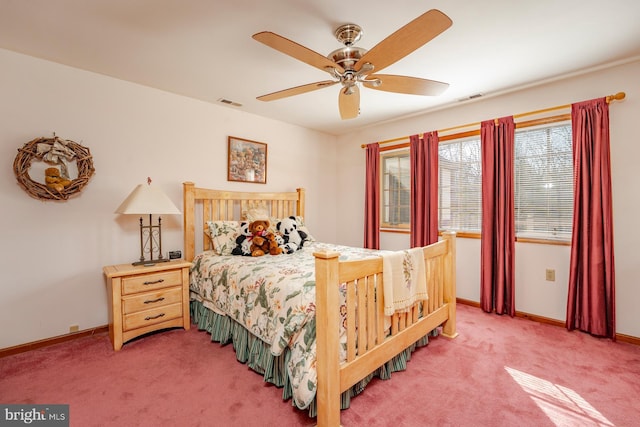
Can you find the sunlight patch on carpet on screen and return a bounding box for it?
[504,366,614,427]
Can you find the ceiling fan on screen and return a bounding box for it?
[252,9,452,120]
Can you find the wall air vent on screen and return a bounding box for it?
[217,98,243,107]
[458,93,483,102]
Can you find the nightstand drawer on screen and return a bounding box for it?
[122,269,182,294]
[122,287,182,314]
[123,302,182,331]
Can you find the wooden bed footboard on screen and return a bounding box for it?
[314,231,457,427]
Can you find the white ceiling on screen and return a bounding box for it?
[1,0,639,136]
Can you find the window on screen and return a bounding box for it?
[381,151,410,229]
[438,137,482,233]
[514,123,573,241]
[379,121,574,242]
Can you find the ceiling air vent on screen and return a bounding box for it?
[217,98,242,107]
[458,93,483,102]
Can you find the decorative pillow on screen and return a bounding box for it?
[292,216,316,242]
[206,221,240,255]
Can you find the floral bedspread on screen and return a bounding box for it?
[189,242,382,409]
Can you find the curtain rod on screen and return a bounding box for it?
[361,92,626,148]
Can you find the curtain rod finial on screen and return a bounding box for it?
[606,92,625,103]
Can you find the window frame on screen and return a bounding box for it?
[380,150,411,230]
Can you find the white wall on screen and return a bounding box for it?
[335,59,640,337]
[2,47,638,348]
[0,48,338,348]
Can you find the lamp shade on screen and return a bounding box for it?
[115,183,181,215]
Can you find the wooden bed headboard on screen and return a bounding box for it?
[182,182,305,261]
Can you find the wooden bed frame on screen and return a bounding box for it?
[182,182,457,427]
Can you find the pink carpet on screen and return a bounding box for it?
[2,304,639,426]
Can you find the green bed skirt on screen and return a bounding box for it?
[190,300,435,417]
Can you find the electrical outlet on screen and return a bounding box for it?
[69,324,79,333]
[169,250,182,260]
[545,269,556,282]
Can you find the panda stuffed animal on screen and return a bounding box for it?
[231,221,253,256]
[276,216,308,254]
[273,233,286,251]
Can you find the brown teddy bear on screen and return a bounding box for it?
[248,220,283,257]
[44,167,72,193]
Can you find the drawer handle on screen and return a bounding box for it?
[144,297,165,304]
[144,313,166,321]
[143,279,165,285]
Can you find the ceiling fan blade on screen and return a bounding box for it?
[257,80,338,102]
[339,85,360,120]
[253,31,345,74]
[355,9,452,73]
[363,74,449,96]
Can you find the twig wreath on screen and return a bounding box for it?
[13,135,95,201]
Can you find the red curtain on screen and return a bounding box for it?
[410,132,439,247]
[364,143,380,249]
[480,116,515,316]
[567,98,616,339]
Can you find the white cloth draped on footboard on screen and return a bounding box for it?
[382,247,428,316]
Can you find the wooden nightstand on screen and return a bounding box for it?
[103,260,192,351]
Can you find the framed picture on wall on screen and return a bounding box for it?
[227,136,267,184]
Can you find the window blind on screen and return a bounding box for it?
[438,137,482,232]
[514,123,573,241]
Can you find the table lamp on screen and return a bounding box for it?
[115,177,181,265]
